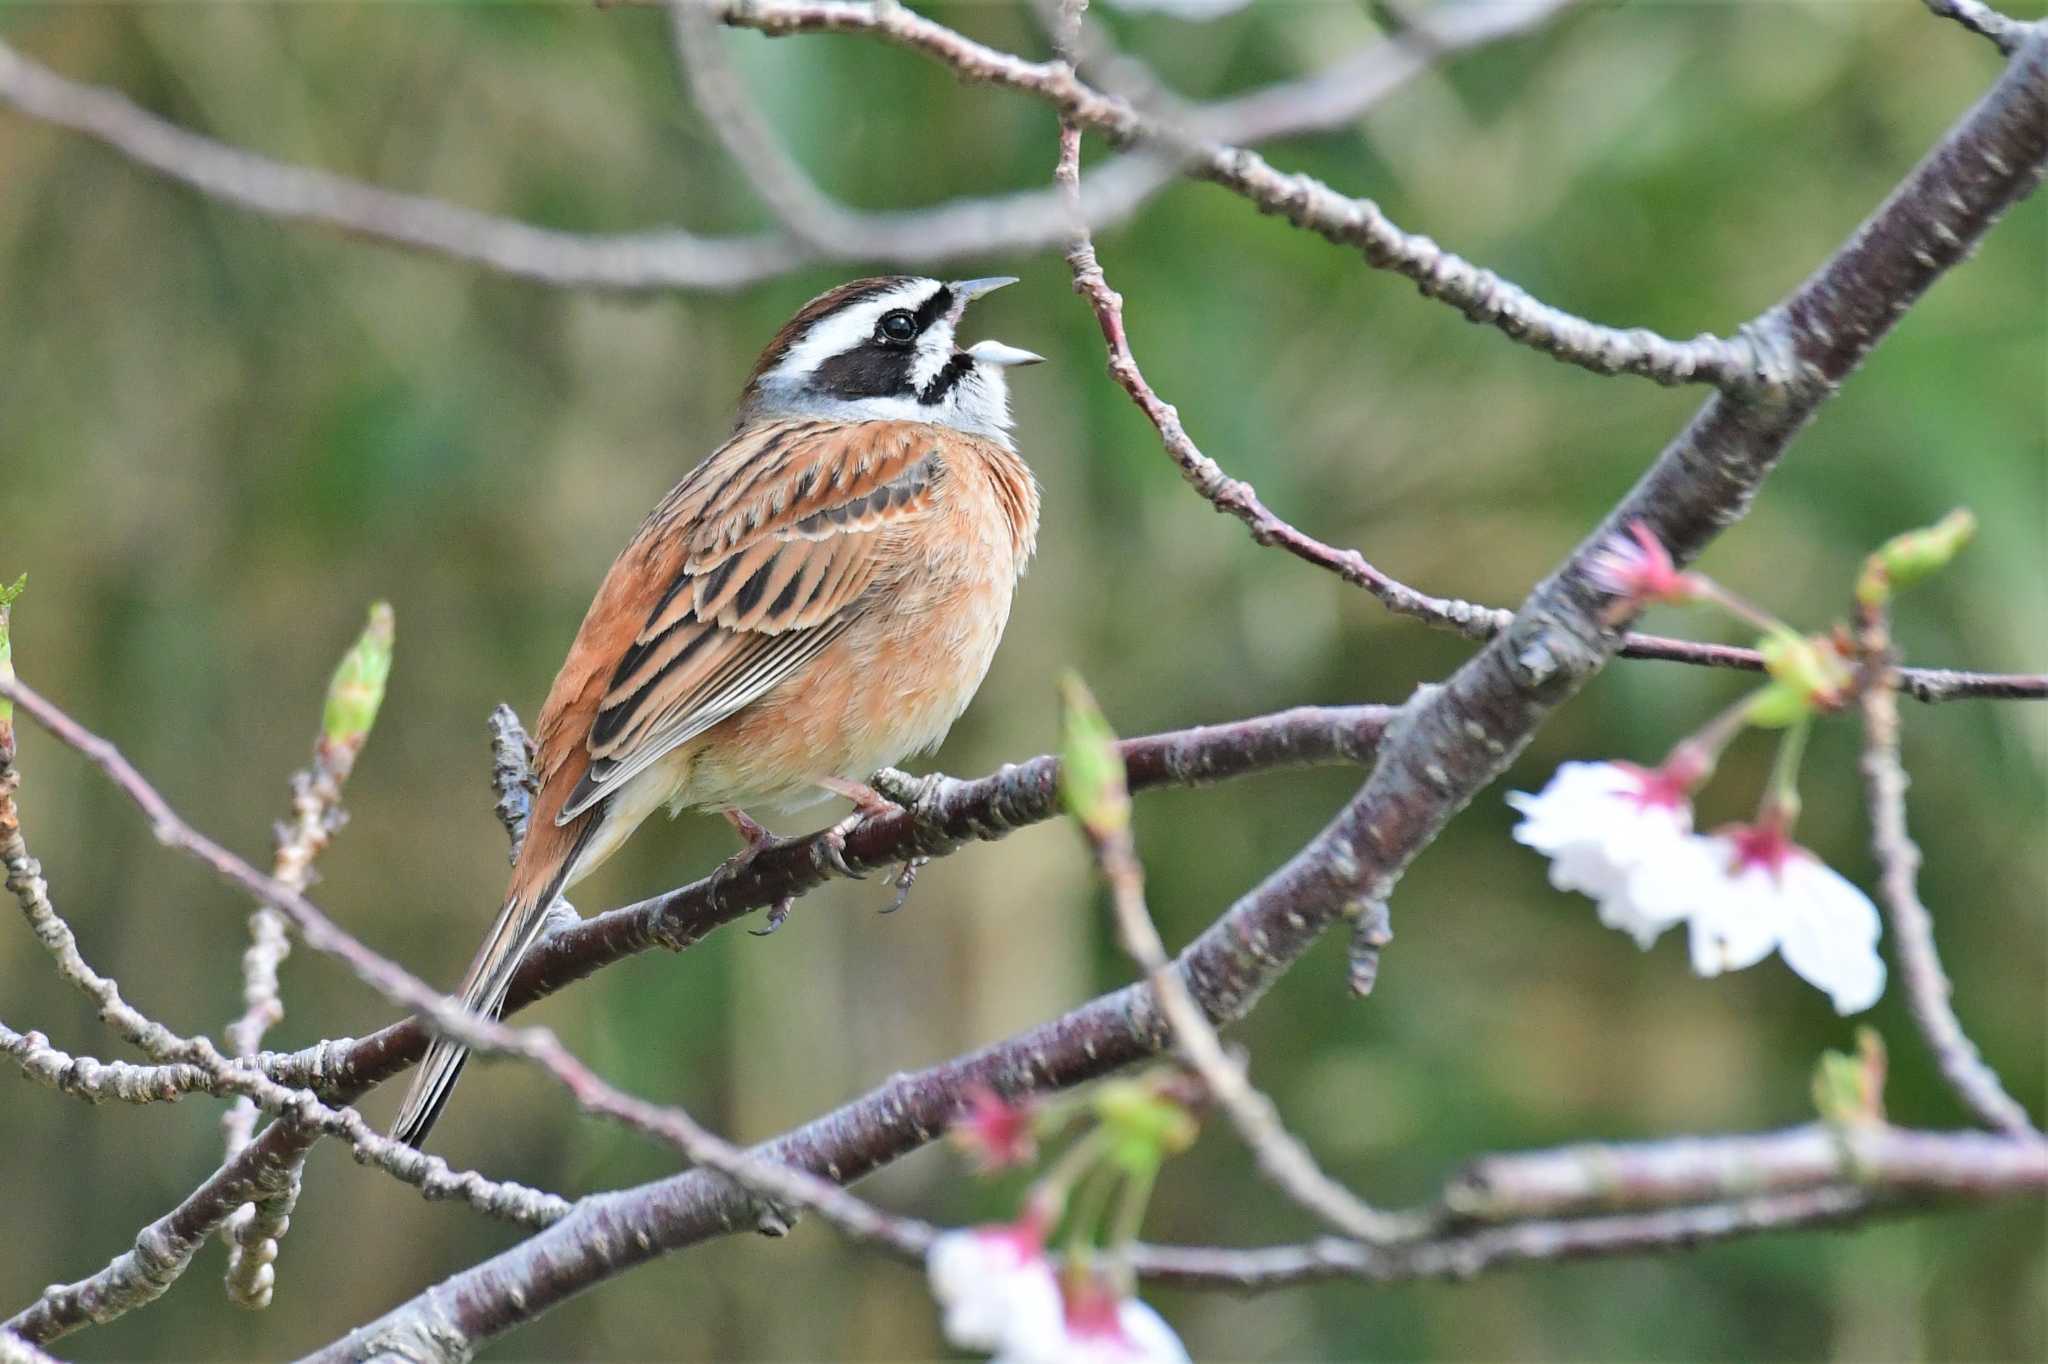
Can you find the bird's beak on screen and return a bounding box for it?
[948,280,1042,366]
[946,276,1022,330]
[949,276,1019,308]
[964,338,1047,368]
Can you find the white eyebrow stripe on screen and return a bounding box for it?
[769,279,938,383]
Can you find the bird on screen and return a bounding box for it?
[391,275,1045,1148]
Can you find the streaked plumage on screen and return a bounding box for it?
[392,276,1042,1147]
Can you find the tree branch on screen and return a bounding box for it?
[1056,65,1422,1246]
[0,1329,63,1364]
[708,0,1768,389]
[1923,0,2035,55]
[0,739,571,1345]
[296,28,2048,1356]
[2,1023,220,1105]
[219,606,392,1310]
[1857,605,2038,1137]
[0,690,1386,1347]
[1448,1123,2048,1218]
[0,2,1566,295]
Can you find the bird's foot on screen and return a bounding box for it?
[813,810,868,880]
[714,809,797,930]
[882,855,929,914]
[812,776,912,880]
[871,768,950,913]
[748,894,797,937]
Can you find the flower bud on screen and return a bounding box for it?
[0,574,24,748]
[1811,1027,1887,1125]
[1058,672,1129,840]
[320,602,395,765]
[1857,508,1976,607]
[1093,1078,1199,1174]
[1755,630,1854,717]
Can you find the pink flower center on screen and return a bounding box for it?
[1726,821,1802,880]
[1061,1273,1128,1344]
[955,1084,1036,1170]
[1615,762,1690,811]
[977,1206,1052,1265]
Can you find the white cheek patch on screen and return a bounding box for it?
[909,321,958,393]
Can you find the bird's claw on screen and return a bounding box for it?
[816,819,866,879]
[881,856,928,914]
[748,895,796,937]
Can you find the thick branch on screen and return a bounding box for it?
[2,699,1383,1347]
[1056,80,1420,1247]
[302,31,2048,1356]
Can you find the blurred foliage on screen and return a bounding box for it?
[0,1,2043,1360]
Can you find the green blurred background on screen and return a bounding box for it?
[1,1,2042,1359]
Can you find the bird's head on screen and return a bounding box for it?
[737,275,1044,442]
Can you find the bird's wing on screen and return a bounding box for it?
[549,418,949,823]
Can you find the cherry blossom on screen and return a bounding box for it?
[1585,521,1705,608]
[927,1215,1061,1354]
[1508,760,1700,948]
[950,1084,1038,1172]
[989,1268,1190,1364]
[1663,821,1886,1014]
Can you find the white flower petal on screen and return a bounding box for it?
[1685,861,1783,976]
[928,1228,1061,1353]
[1777,858,1887,1013]
[1115,1300,1193,1364]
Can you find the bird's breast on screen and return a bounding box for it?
[675,438,1037,814]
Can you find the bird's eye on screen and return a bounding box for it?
[876,310,918,344]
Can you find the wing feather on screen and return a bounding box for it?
[555,419,946,823]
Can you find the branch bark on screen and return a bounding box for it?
[296,29,2048,1357]
[0,700,1386,1347]
[1858,605,2038,1137]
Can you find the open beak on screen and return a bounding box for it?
[948,278,1045,367]
[965,339,1046,368]
[948,276,1018,312]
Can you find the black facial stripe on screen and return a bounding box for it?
[918,352,975,405]
[911,285,954,332]
[812,345,917,400]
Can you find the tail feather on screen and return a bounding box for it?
[391,825,589,1148]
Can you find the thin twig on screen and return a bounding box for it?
[1125,1188,1882,1288]
[2,699,1388,1349]
[289,27,2048,1353]
[1857,606,2038,1137]
[1053,37,1422,1243]
[1085,764,1426,1246]
[0,677,942,1340]
[707,0,1769,390]
[220,606,393,1309]
[1923,0,2034,55]
[0,4,1565,295]
[0,743,570,1344]
[2,1023,220,1104]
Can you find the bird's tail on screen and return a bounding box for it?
[391,821,590,1149]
